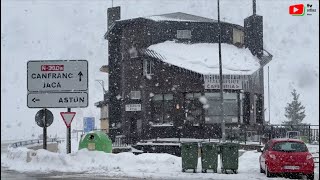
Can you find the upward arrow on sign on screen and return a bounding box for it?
[60,112,76,128]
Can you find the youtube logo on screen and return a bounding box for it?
[289,4,305,16]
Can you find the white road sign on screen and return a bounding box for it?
[27,92,88,108]
[27,60,88,92]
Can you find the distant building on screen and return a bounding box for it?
[103,4,273,143]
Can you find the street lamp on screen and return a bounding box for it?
[95,79,107,98]
[217,0,226,142]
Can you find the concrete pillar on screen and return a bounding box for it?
[100,118,109,134]
[100,105,109,134]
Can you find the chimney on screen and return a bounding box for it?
[107,6,121,28]
[244,0,263,58]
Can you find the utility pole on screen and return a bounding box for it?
[96,80,107,99]
[268,66,270,124]
[217,0,226,142]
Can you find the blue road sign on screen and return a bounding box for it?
[83,117,95,133]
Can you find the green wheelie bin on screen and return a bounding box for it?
[220,142,239,174]
[181,142,199,173]
[201,142,219,173]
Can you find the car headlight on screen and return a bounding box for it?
[269,154,276,160]
[306,154,313,160]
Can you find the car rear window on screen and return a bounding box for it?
[272,141,308,152]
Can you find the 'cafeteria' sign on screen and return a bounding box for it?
[204,75,243,90]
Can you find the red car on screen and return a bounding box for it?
[259,138,314,179]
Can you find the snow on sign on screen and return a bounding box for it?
[125,104,142,111]
[27,60,88,92]
[60,112,76,128]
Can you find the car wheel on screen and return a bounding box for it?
[265,165,274,178]
[306,173,314,180]
[260,165,265,173]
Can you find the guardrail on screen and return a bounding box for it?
[9,138,61,148]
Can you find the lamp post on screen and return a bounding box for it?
[268,66,270,124]
[217,0,226,142]
[95,79,109,133]
[95,79,107,99]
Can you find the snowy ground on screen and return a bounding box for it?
[1,140,318,180]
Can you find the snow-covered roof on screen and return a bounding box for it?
[146,41,261,75]
[106,12,243,39]
[144,12,217,23]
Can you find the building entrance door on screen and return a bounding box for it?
[129,116,138,144]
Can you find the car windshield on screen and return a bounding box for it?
[272,141,308,152]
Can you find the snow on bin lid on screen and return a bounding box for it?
[146,41,261,75]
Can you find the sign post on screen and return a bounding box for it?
[60,110,76,154]
[27,60,88,152]
[35,108,54,149]
[67,108,71,154]
[43,109,47,149]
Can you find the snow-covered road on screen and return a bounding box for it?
[1,143,319,180]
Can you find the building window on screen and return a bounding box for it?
[130,91,141,100]
[143,59,154,76]
[177,30,191,39]
[129,45,138,58]
[184,93,203,126]
[151,94,174,124]
[204,92,239,124]
[233,28,244,47]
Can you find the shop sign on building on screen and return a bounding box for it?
[125,104,142,111]
[204,75,243,90]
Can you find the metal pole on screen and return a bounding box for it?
[308,125,311,144]
[253,0,256,15]
[67,108,71,154]
[217,0,225,142]
[268,66,270,124]
[43,108,47,149]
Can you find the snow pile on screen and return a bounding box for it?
[2,147,305,180]
[57,138,80,154]
[147,41,260,75]
[2,148,182,178]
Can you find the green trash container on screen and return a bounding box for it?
[78,131,112,153]
[220,142,239,174]
[201,142,219,173]
[181,142,199,173]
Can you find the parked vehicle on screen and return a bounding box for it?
[258,138,314,180]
